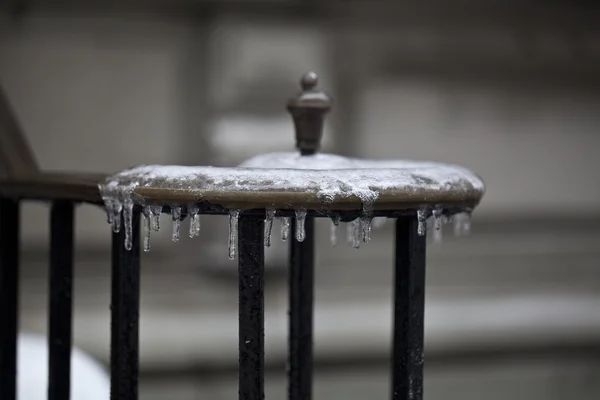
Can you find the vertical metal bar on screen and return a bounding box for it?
[0,197,19,400]
[288,217,315,400]
[391,217,427,400]
[238,214,265,400]
[110,211,141,400]
[48,201,75,400]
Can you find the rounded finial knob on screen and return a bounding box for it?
[287,72,332,156]
[300,71,318,91]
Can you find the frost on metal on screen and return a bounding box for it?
[99,152,484,256]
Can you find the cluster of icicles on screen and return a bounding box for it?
[103,201,472,260]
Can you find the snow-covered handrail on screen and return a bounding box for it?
[99,152,484,254]
[0,71,487,400]
[102,154,483,211]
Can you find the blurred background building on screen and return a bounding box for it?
[1,1,600,399]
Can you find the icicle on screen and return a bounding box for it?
[188,205,200,238]
[264,209,276,247]
[430,207,443,243]
[352,219,361,248]
[417,208,428,236]
[149,205,162,232]
[432,207,443,231]
[454,211,472,236]
[361,216,373,243]
[102,197,114,225]
[346,218,362,248]
[330,214,341,246]
[295,209,307,242]
[453,214,461,235]
[330,222,337,246]
[463,213,472,234]
[228,210,240,260]
[281,217,291,241]
[190,213,201,237]
[359,201,374,244]
[171,206,181,242]
[142,207,151,252]
[111,201,123,233]
[372,217,387,229]
[123,199,134,251]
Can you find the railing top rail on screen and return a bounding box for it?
[0,172,106,204]
[131,185,482,212]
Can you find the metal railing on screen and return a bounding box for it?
[0,75,434,400]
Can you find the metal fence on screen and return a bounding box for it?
[0,74,436,400]
[0,200,427,400]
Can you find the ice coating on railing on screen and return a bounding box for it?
[99,152,483,255]
[101,153,483,204]
[240,152,481,179]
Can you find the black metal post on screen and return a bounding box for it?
[110,211,141,400]
[288,217,315,400]
[238,214,265,400]
[391,217,427,400]
[0,197,19,400]
[48,201,75,400]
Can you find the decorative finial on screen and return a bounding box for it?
[287,72,332,156]
[300,71,318,90]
